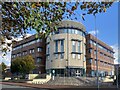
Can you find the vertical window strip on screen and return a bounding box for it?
[55,40,58,53]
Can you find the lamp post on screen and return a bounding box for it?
[94,15,99,90]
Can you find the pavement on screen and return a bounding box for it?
[0,81,119,90]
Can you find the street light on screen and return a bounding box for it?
[94,15,99,90]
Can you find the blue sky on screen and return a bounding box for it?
[83,2,118,46]
[65,2,118,46]
[1,2,118,66]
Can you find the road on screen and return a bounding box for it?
[1,84,48,90]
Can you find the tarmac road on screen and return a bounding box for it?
[1,84,48,90]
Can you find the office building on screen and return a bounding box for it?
[11,35,46,74]
[86,34,114,77]
[46,20,86,77]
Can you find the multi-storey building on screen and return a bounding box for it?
[46,20,86,77]
[11,35,46,74]
[11,20,115,77]
[86,34,115,77]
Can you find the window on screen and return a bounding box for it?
[30,49,34,53]
[89,40,93,44]
[60,53,64,59]
[12,54,16,58]
[14,54,16,58]
[72,41,76,52]
[78,54,81,59]
[58,29,62,33]
[77,30,82,35]
[72,54,76,59]
[95,59,97,65]
[89,48,92,53]
[46,44,50,54]
[78,41,81,53]
[30,50,32,53]
[75,29,77,34]
[94,50,96,55]
[19,53,21,56]
[55,54,58,59]
[38,47,42,52]
[23,52,25,55]
[84,56,86,61]
[55,40,58,53]
[47,56,50,60]
[36,57,42,63]
[23,51,27,55]
[63,29,68,33]
[52,28,85,36]
[60,40,64,52]
[82,32,85,37]
[89,58,92,64]
[71,29,75,34]
[83,43,86,55]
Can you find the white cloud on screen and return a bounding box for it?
[0,51,11,66]
[13,33,32,41]
[88,30,99,36]
[111,44,119,64]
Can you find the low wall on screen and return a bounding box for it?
[27,74,51,84]
[4,77,11,80]
[26,74,39,80]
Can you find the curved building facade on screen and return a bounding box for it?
[46,20,86,77]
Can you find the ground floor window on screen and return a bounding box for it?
[47,68,86,77]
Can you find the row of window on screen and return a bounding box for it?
[89,70,113,76]
[13,39,42,51]
[46,53,86,61]
[89,40,114,55]
[51,28,85,37]
[88,48,113,60]
[54,39,85,54]
[12,47,42,58]
[46,39,86,60]
[46,53,64,60]
[88,59,114,67]
[100,52,113,60]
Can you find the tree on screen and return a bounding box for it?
[11,57,21,75]
[0,62,7,73]
[0,1,114,54]
[11,55,35,77]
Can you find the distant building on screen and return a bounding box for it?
[11,35,46,74]
[86,34,115,77]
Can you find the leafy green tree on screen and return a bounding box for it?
[0,62,7,73]
[0,1,114,54]
[20,55,35,74]
[11,55,35,77]
[11,57,21,75]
